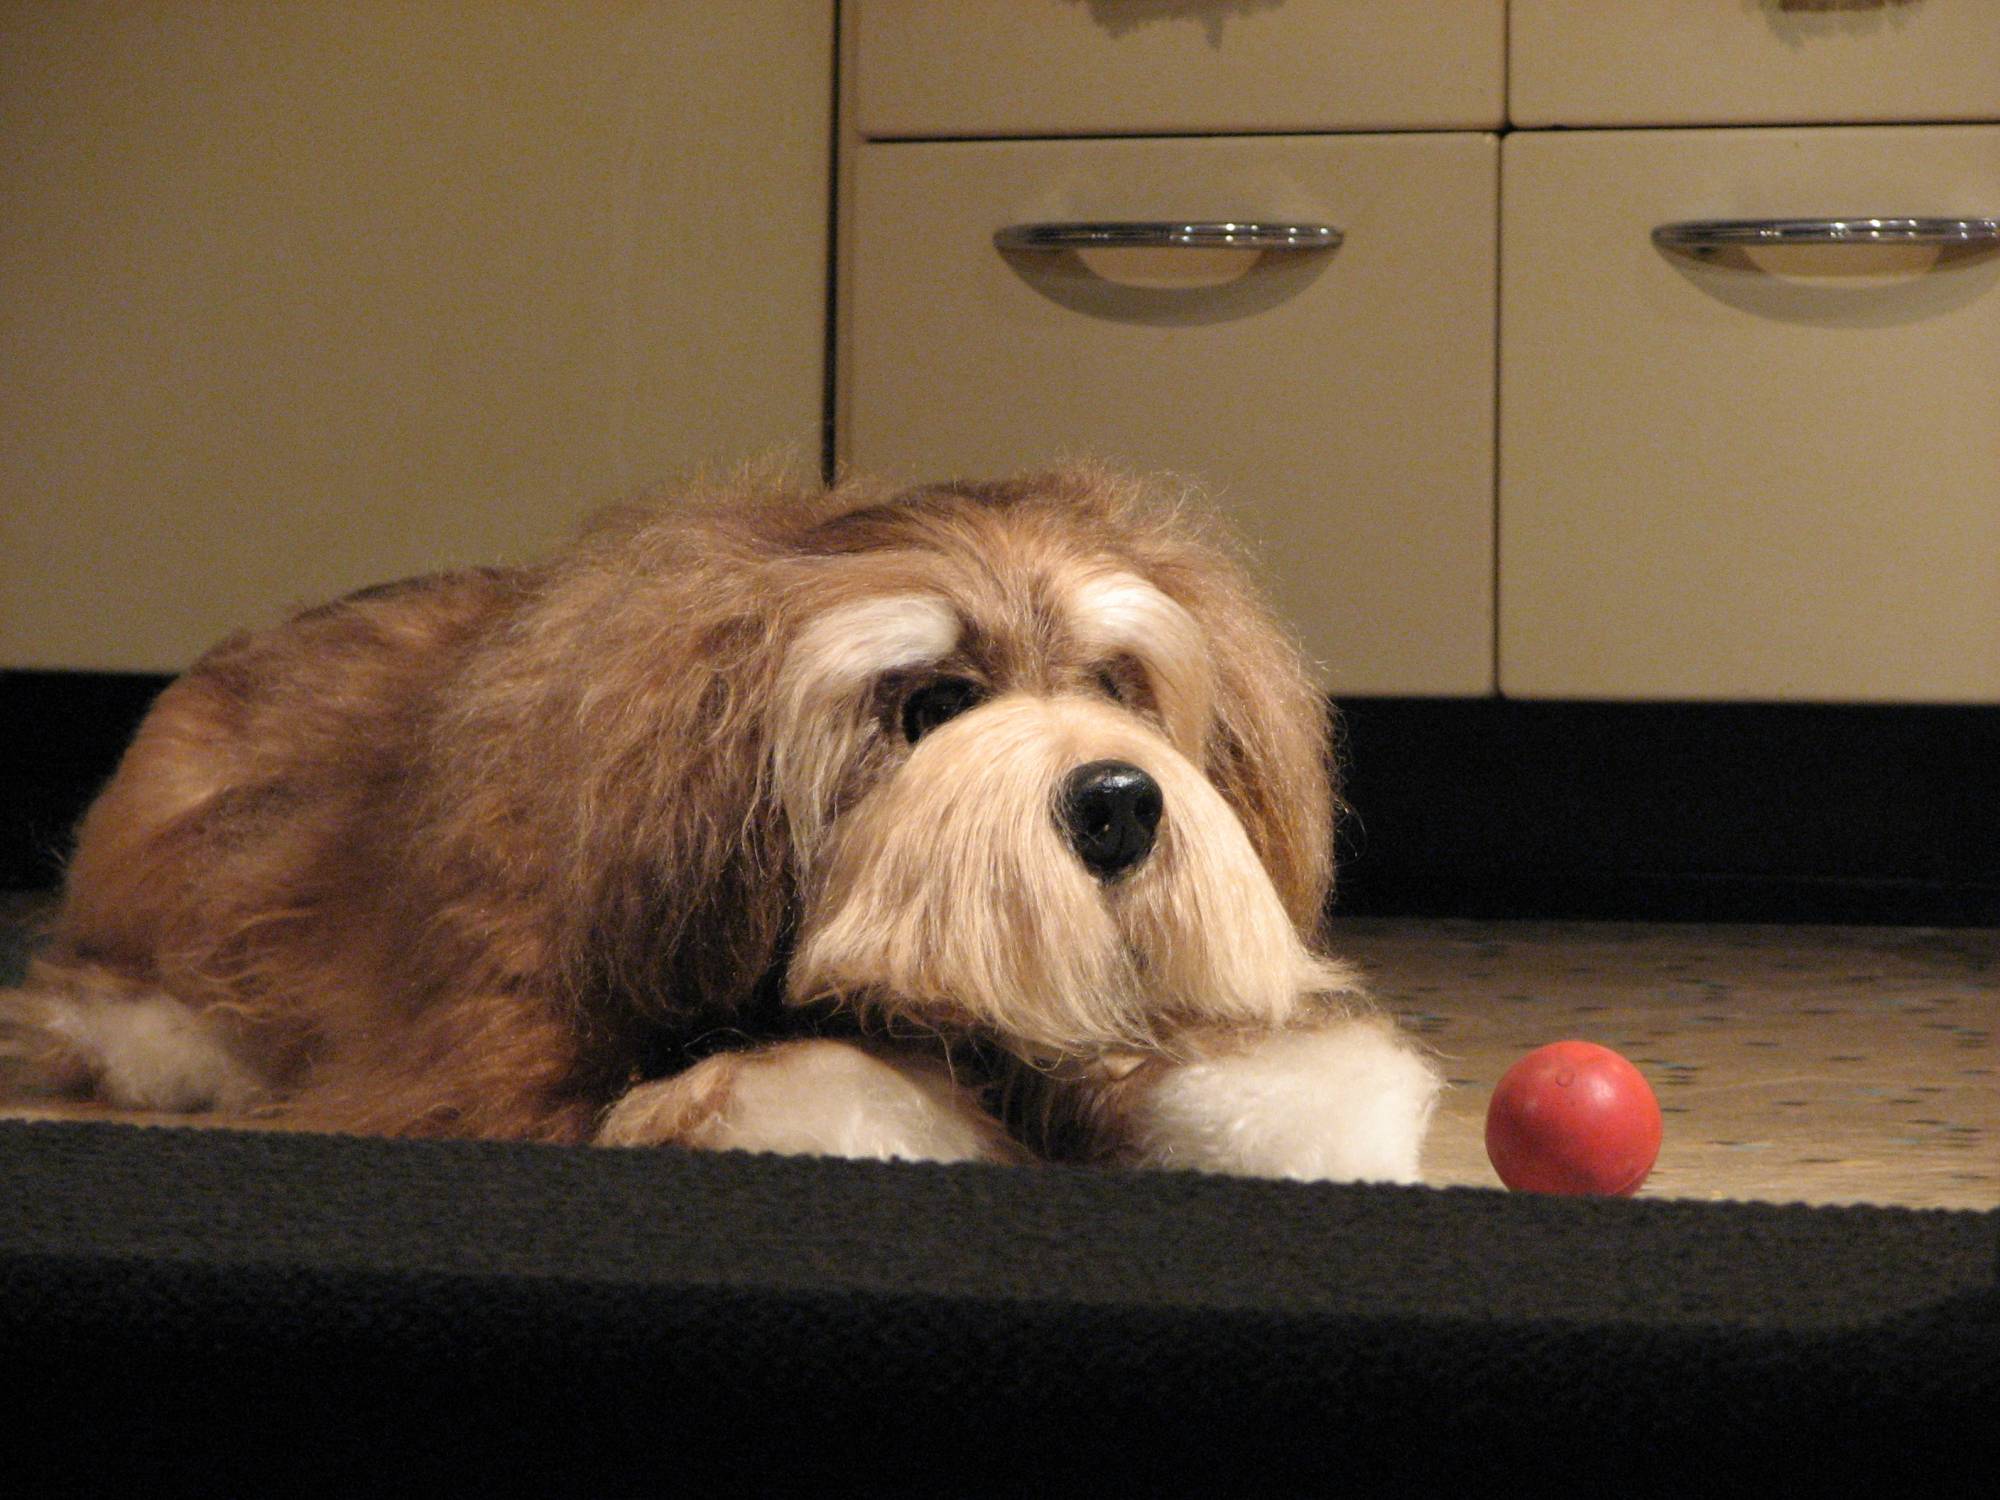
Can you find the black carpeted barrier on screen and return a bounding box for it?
[3,1120,1995,1491]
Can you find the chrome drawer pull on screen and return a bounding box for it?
[994,221,1342,253]
[1653,217,2000,250]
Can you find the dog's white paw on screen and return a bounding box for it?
[1120,1017,1440,1184]
[597,1039,1020,1165]
[3,985,264,1113]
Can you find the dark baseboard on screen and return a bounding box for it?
[1,670,172,890]
[1332,697,2000,926]
[5,671,1997,925]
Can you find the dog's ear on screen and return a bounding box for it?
[1192,584,1339,938]
[421,497,798,1034]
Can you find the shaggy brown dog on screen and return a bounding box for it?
[2,468,1437,1178]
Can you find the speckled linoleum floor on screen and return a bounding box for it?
[1330,917,1999,1209]
[5,895,1995,1209]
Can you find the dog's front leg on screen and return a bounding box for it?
[1074,1013,1441,1185]
[596,1038,1025,1165]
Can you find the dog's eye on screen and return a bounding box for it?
[1094,658,1157,715]
[901,677,984,743]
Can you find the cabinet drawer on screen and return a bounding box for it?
[840,134,1499,696]
[1511,0,2000,128]
[1499,126,2000,703]
[849,0,1504,137]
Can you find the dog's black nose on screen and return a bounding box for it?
[1058,760,1163,881]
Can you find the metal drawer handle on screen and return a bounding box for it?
[994,221,1342,253]
[1653,217,2000,250]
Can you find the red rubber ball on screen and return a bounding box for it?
[1485,1040,1663,1196]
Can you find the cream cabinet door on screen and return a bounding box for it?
[840,135,1499,697]
[850,0,1504,136]
[0,3,831,671]
[1510,0,2000,128]
[1499,127,2000,703]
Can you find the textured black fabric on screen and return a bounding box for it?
[4,1121,1995,1491]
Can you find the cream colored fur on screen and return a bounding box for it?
[789,693,1343,1059]
[1117,1020,1440,1184]
[598,1040,1020,1164]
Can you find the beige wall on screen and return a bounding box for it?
[1,2,832,671]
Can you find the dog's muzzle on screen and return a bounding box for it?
[1058,760,1163,881]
